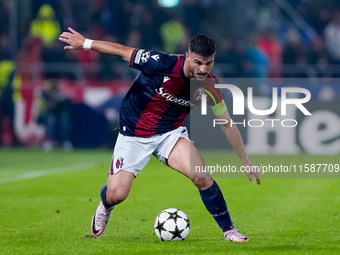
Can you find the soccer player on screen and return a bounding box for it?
[59,27,261,242]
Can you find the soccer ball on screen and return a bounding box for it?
[154,208,190,241]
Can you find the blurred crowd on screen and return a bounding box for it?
[1,0,340,148]
[0,0,340,81]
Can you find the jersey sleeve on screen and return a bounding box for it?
[207,86,226,116]
[129,48,174,76]
[197,76,225,107]
[206,87,224,106]
[201,77,225,107]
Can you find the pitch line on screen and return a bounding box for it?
[0,162,97,184]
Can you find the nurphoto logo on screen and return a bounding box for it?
[201,84,312,128]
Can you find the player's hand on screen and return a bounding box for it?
[59,27,85,50]
[243,161,261,185]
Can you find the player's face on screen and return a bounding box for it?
[186,53,214,81]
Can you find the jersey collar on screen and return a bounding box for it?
[180,56,190,81]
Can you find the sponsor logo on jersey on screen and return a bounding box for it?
[151,54,160,61]
[155,87,194,107]
[134,49,144,64]
[141,51,150,63]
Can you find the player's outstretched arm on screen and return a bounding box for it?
[214,106,261,185]
[58,27,135,62]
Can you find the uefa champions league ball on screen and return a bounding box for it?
[154,208,190,241]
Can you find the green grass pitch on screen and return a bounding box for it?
[0,149,339,254]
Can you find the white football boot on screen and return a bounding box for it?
[224,228,249,242]
[91,201,114,236]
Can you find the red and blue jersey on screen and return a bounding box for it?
[119,48,223,137]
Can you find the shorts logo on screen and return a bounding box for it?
[116,157,124,169]
[141,51,150,63]
[134,49,144,64]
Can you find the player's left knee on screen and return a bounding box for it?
[192,177,213,190]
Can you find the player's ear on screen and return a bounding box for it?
[185,52,189,58]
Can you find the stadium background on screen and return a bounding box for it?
[0,0,339,152]
[0,1,339,254]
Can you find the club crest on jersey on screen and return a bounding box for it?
[116,157,124,169]
[194,89,204,101]
[141,51,150,63]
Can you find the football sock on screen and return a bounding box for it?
[100,184,114,209]
[199,181,234,232]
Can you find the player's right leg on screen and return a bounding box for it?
[91,171,134,236]
[91,133,155,236]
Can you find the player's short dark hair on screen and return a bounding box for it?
[188,34,216,58]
